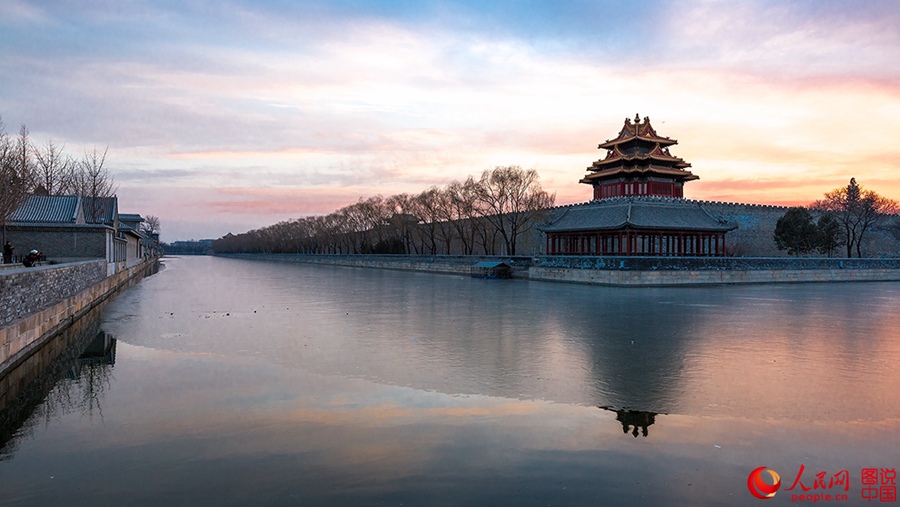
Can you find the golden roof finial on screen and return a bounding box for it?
[634,113,641,124]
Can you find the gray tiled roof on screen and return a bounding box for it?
[118,213,143,232]
[7,195,81,223]
[543,198,736,233]
[81,196,117,225]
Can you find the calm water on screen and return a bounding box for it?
[1,256,898,506]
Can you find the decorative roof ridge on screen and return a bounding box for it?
[598,114,677,149]
[546,195,797,211]
[602,150,685,162]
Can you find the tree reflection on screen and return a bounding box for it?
[0,311,115,460]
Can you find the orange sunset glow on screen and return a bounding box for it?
[2,1,898,240]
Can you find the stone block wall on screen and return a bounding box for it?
[228,253,532,277]
[222,253,900,287]
[4,225,108,261]
[699,201,788,256]
[0,261,107,326]
[533,255,900,271]
[528,266,900,286]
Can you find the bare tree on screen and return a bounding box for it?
[141,215,161,236]
[386,193,419,255]
[14,124,33,187]
[212,166,558,257]
[446,177,483,255]
[33,139,75,195]
[1,119,35,244]
[415,187,444,255]
[476,166,555,255]
[74,147,117,222]
[813,178,899,257]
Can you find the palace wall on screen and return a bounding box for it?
[691,200,789,257]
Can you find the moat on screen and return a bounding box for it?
[1,256,898,506]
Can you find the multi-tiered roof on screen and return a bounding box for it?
[581,114,698,199]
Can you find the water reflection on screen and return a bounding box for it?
[0,306,115,460]
[599,406,660,438]
[99,257,900,422]
[0,257,897,506]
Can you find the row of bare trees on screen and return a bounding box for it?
[1,116,118,226]
[213,166,555,256]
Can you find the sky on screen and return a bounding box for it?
[2,0,899,242]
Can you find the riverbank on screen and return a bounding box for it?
[217,253,900,286]
[0,257,159,376]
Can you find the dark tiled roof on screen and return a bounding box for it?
[7,195,81,223]
[543,198,736,233]
[81,196,117,225]
[118,213,143,233]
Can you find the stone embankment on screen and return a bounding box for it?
[0,258,158,375]
[225,253,533,277]
[218,253,900,286]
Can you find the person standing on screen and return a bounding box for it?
[2,242,12,264]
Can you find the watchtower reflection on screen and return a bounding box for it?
[600,406,660,438]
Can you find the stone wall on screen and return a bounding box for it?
[529,266,900,286]
[223,253,532,277]
[533,255,900,271]
[0,260,107,326]
[696,201,789,256]
[220,253,900,287]
[4,224,109,262]
[0,258,158,375]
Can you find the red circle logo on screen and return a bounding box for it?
[748,466,781,500]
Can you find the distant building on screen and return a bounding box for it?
[118,213,153,267]
[543,115,736,256]
[165,239,215,255]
